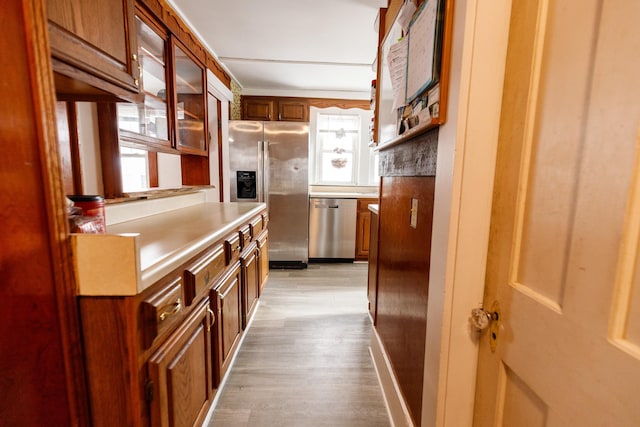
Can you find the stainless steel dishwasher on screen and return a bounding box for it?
[308,197,357,260]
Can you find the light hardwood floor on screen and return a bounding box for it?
[207,263,390,427]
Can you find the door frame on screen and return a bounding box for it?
[422,0,513,425]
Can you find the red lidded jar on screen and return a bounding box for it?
[68,195,106,233]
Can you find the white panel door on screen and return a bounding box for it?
[474,0,640,425]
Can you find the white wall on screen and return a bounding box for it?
[157,153,182,188]
[242,88,370,100]
[207,69,233,202]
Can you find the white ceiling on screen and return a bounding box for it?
[169,0,387,98]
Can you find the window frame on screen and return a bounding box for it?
[313,112,361,185]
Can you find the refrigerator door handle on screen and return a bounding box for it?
[257,140,263,202]
[263,140,270,207]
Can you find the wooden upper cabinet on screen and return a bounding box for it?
[47,0,140,99]
[117,13,171,149]
[172,38,207,156]
[115,17,208,157]
[242,96,309,122]
[278,99,309,121]
[242,98,275,121]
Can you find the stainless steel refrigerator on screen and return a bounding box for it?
[228,120,309,268]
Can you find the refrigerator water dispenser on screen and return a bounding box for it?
[236,171,257,199]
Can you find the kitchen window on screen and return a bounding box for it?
[310,107,376,186]
[314,113,360,185]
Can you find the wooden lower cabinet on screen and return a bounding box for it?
[257,230,269,293]
[241,241,259,329]
[147,297,214,427]
[211,262,243,383]
[78,211,268,427]
[367,209,379,322]
[356,198,378,260]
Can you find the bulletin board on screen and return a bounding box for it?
[376,0,454,148]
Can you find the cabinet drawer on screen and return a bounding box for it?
[141,277,183,348]
[225,233,242,265]
[211,262,242,384]
[262,213,269,229]
[257,229,268,249]
[184,244,225,306]
[250,215,264,237]
[239,225,251,249]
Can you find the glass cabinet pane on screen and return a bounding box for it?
[117,17,168,141]
[173,44,206,153]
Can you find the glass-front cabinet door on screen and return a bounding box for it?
[172,39,207,155]
[117,15,170,148]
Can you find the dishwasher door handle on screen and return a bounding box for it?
[314,203,339,209]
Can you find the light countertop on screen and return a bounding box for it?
[72,202,265,296]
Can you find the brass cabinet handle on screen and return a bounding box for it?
[159,298,182,321]
[207,307,215,332]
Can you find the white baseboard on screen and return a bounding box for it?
[369,328,415,427]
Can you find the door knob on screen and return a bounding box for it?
[470,307,498,330]
[470,301,501,352]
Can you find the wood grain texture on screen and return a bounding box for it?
[241,243,259,329]
[47,0,140,96]
[241,96,371,121]
[56,101,75,194]
[376,176,435,426]
[367,210,380,323]
[148,297,213,427]
[208,264,390,427]
[0,0,89,424]
[80,296,144,427]
[257,230,269,294]
[97,102,123,198]
[181,153,210,185]
[356,198,378,260]
[212,262,243,384]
